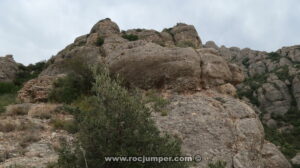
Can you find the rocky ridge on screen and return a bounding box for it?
[204,41,300,166]
[0,19,293,168]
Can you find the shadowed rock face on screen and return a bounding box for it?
[0,55,19,82]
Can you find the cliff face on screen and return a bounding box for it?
[0,19,294,168]
[204,41,300,166]
[0,55,19,82]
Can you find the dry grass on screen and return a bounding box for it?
[28,103,60,119]
[0,122,16,132]
[5,104,31,116]
[19,134,41,148]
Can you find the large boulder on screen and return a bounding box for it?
[152,90,265,168]
[262,141,292,168]
[106,42,202,90]
[278,45,300,62]
[291,153,300,166]
[0,55,19,82]
[170,23,202,48]
[90,18,120,37]
[257,75,291,117]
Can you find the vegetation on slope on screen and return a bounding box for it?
[0,61,48,113]
[48,60,187,168]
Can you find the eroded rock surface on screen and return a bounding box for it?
[153,90,265,168]
[0,55,19,82]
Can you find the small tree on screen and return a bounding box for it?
[57,65,187,168]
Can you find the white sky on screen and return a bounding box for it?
[0,0,299,65]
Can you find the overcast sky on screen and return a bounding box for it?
[0,0,299,65]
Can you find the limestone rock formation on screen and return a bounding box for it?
[0,103,74,168]
[291,153,300,166]
[170,23,202,48]
[11,19,291,168]
[0,55,19,82]
[39,19,243,92]
[262,141,292,168]
[153,90,265,168]
[18,75,60,103]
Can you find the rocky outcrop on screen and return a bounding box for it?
[106,42,202,90]
[0,103,74,168]
[18,75,60,103]
[0,55,19,82]
[262,141,292,168]
[90,18,120,37]
[40,19,242,92]
[12,19,291,168]
[291,153,300,166]
[169,23,202,48]
[153,90,265,168]
[257,75,291,117]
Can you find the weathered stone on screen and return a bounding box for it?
[90,18,120,37]
[0,55,19,82]
[152,91,264,168]
[18,76,59,103]
[106,42,202,90]
[262,141,292,168]
[170,23,202,48]
[291,153,300,165]
[257,79,291,116]
[204,41,218,49]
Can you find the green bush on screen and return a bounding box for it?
[48,74,86,104]
[267,52,281,62]
[122,34,139,41]
[14,61,47,86]
[176,41,195,48]
[242,57,250,67]
[49,57,94,104]
[56,66,187,168]
[144,90,169,110]
[95,37,104,46]
[50,118,78,134]
[0,82,18,113]
[0,82,19,94]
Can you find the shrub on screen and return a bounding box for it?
[49,57,94,104]
[176,41,195,48]
[242,57,250,67]
[0,82,19,94]
[48,74,84,104]
[5,104,31,116]
[95,37,104,46]
[50,118,78,134]
[0,94,17,113]
[14,61,47,86]
[19,134,41,148]
[144,90,170,113]
[56,66,187,168]
[122,34,139,41]
[208,160,227,168]
[267,52,281,62]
